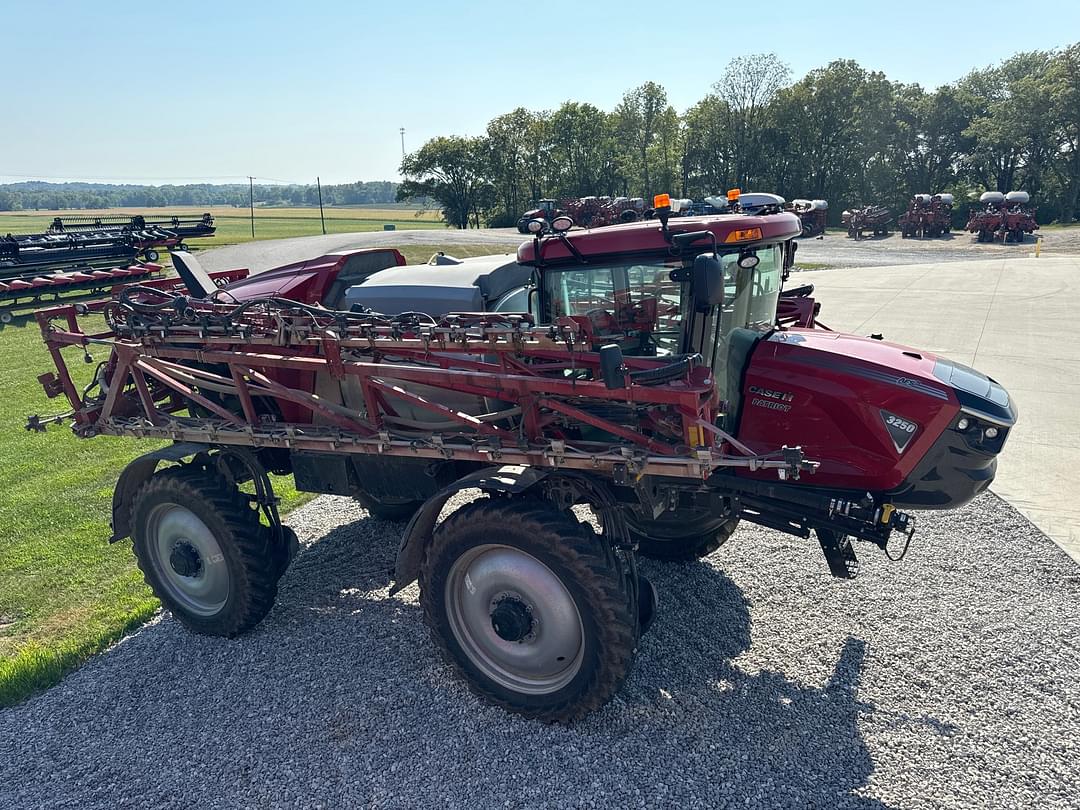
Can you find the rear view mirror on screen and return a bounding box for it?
[784,239,798,270]
[692,254,724,312]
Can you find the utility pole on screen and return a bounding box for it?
[400,127,406,158]
[316,176,326,235]
[247,176,255,239]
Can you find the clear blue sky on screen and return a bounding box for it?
[2,0,1077,186]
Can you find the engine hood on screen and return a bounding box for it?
[767,329,951,401]
[770,329,1015,426]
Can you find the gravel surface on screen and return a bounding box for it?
[195,225,1080,275]
[2,492,1077,809]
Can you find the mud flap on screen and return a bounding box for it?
[389,465,549,595]
[817,529,859,579]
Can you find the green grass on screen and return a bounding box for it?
[0,242,502,708]
[0,205,447,251]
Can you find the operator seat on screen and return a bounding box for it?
[170,251,215,299]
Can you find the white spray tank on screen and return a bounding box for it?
[1005,191,1030,204]
[980,191,1005,205]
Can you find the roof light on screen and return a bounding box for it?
[653,193,671,209]
[526,218,545,234]
[727,188,741,201]
[724,227,763,243]
[550,215,574,232]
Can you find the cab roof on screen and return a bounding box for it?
[516,212,802,265]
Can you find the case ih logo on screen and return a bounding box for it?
[749,385,794,413]
[749,385,794,402]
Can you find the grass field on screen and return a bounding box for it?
[0,242,497,708]
[0,204,446,250]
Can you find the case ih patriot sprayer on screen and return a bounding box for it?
[31,194,1015,721]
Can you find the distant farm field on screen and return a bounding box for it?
[0,205,446,249]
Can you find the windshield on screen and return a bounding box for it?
[542,261,686,356]
[538,243,783,364]
[721,243,782,335]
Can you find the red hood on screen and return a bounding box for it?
[220,248,405,305]
[770,328,949,395]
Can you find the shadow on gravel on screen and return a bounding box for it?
[0,507,896,808]
[273,513,891,808]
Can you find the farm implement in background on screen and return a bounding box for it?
[899,194,954,238]
[841,205,892,239]
[518,197,649,232]
[966,191,1039,243]
[47,212,216,246]
[787,199,829,237]
[0,213,218,320]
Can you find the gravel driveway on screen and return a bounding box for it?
[2,492,1077,809]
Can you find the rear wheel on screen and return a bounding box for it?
[419,498,639,722]
[626,507,739,562]
[131,467,279,637]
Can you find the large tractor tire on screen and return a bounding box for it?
[354,490,424,522]
[131,467,280,637]
[419,498,639,723]
[625,507,739,562]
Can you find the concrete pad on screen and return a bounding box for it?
[805,256,1080,562]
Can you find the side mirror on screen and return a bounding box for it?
[598,343,626,389]
[783,239,798,270]
[692,253,724,312]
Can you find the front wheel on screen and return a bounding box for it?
[420,498,639,722]
[625,507,739,561]
[131,467,279,637]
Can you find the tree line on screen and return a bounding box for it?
[0,180,401,212]
[398,45,1080,229]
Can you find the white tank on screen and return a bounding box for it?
[933,193,954,205]
[1005,191,1030,204]
[914,194,932,204]
[703,195,730,211]
[980,191,1005,204]
[738,192,786,212]
[792,198,813,209]
[811,199,829,210]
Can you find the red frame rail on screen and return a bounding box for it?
[33,299,801,482]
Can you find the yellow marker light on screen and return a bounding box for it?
[727,188,741,201]
[724,227,763,243]
[653,193,671,209]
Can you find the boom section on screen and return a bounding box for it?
[33,293,814,482]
